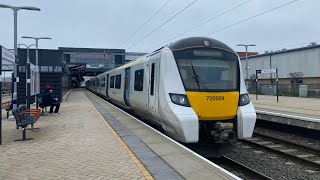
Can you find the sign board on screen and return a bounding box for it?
[256,68,276,74]
[30,63,40,95]
[1,47,15,63]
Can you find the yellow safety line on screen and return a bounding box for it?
[88,95,154,180]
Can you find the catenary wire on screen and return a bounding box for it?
[146,0,252,52]
[127,0,199,50]
[204,0,300,36]
[145,0,300,53]
[119,0,173,48]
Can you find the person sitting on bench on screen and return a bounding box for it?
[42,85,60,115]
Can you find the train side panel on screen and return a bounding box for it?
[158,49,199,143]
[108,69,127,106]
[237,55,256,139]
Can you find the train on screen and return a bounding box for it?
[86,37,256,145]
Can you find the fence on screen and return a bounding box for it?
[248,83,320,98]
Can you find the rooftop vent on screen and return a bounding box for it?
[264,51,269,54]
[281,48,287,51]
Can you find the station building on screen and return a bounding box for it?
[17,47,126,105]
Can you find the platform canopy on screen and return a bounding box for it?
[65,63,86,73]
[1,46,15,71]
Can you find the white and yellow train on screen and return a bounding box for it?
[86,37,256,144]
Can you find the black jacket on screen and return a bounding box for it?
[42,91,53,106]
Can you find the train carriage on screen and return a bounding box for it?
[87,37,256,145]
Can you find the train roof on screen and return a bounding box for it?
[168,37,235,54]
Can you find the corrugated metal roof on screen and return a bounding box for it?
[242,44,320,60]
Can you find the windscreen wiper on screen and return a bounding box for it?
[190,61,208,91]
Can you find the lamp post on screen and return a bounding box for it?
[22,36,51,108]
[237,44,256,88]
[18,44,36,109]
[0,4,40,114]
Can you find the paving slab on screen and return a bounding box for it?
[250,94,320,130]
[0,89,149,180]
[251,94,320,119]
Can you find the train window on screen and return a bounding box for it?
[115,74,121,89]
[134,69,144,91]
[150,63,155,95]
[110,76,115,88]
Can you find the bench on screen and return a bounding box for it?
[12,107,39,141]
[19,106,41,129]
[39,102,50,116]
[20,106,41,119]
[2,101,13,118]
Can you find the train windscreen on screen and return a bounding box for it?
[173,48,239,92]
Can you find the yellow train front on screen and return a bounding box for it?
[160,37,256,145]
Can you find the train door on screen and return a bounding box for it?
[148,55,161,120]
[106,74,109,98]
[97,78,100,93]
[124,68,131,106]
[94,79,97,92]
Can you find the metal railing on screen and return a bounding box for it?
[248,83,320,98]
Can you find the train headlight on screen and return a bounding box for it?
[169,93,191,107]
[239,93,250,106]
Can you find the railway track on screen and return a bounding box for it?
[242,132,320,170]
[210,156,273,180]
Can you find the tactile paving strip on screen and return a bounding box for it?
[85,92,184,180]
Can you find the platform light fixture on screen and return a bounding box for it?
[22,36,52,108]
[18,43,36,109]
[237,44,256,87]
[0,4,40,116]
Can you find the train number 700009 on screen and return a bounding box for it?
[206,96,224,101]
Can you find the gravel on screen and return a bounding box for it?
[226,141,320,180]
[254,126,320,151]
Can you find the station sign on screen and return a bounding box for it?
[256,68,276,74]
[1,47,15,63]
[30,63,40,95]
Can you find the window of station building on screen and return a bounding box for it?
[54,66,62,72]
[115,74,121,89]
[110,76,115,88]
[48,66,53,72]
[150,63,155,95]
[41,66,49,72]
[134,69,144,91]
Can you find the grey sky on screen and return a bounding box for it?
[0,0,319,53]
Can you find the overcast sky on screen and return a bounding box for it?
[0,0,319,53]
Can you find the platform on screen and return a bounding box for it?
[0,89,238,180]
[250,94,320,130]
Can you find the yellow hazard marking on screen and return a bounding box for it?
[186,91,239,120]
[87,93,154,180]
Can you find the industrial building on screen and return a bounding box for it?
[241,43,320,85]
